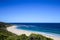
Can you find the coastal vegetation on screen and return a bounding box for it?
[0,22,53,40]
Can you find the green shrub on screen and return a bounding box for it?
[17,34,28,40]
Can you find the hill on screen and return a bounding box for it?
[0,22,53,40]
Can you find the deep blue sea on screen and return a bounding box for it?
[10,23,60,34]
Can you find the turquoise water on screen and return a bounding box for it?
[10,23,60,34]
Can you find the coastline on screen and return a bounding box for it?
[7,25,60,40]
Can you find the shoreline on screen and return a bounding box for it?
[7,25,60,40]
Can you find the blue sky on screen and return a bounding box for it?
[0,0,60,23]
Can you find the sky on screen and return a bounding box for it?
[0,0,60,23]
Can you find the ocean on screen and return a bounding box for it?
[10,23,60,34]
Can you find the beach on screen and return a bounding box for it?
[7,25,60,40]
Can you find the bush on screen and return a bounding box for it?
[17,34,28,40]
[28,33,53,40]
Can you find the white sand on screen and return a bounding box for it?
[7,25,60,40]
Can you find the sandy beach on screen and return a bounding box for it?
[7,25,60,40]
